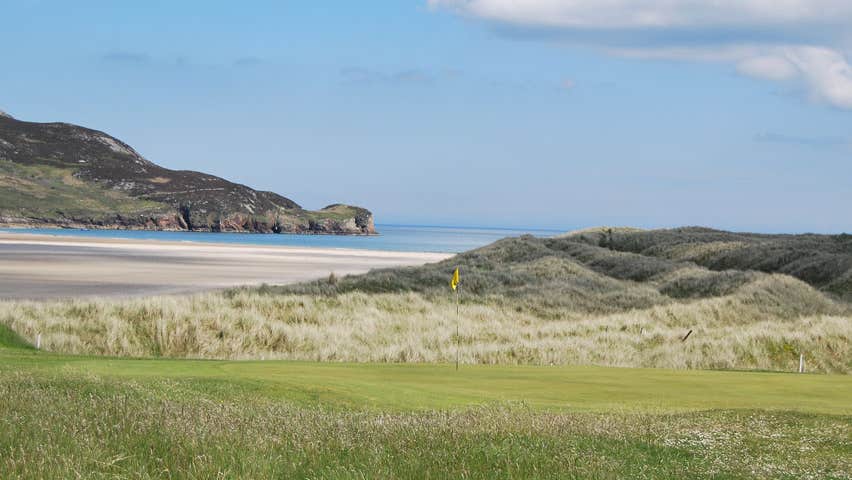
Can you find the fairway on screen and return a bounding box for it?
[3,348,850,414]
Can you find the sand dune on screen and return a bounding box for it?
[0,233,450,299]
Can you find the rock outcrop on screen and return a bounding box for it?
[0,111,376,234]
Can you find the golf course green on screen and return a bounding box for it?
[3,348,849,414]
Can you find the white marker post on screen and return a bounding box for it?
[36,333,41,350]
[798,353,804,373]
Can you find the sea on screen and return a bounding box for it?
[0,224,564,253]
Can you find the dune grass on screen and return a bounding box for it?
[562,226,852,300]
[2,280,849,372]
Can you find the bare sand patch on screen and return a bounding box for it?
[0,233,450,299]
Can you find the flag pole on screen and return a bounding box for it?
[455,283,460,371]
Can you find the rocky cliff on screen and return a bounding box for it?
[0,111,376,234]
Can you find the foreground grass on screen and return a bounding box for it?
[1,349,850,479]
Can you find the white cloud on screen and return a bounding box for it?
[785,46,852,108]
[428,0,852,29]
[429,0,852,109]
[736,55,798,81]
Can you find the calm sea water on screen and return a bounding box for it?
[0,224,564,253]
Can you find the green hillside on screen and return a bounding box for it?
[0,159,170,222]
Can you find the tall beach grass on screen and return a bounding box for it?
[3,277,849,372]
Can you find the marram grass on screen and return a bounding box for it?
[2,284,849,372]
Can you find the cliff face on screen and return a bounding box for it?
[0,112,376,234]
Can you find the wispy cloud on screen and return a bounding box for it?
[754,132,847,148]
[391,69,435,85]
[340,67,437,85]
[234,56,262,67]
[101,52,150,64]
[101,52,266,70]
[429,0,852,110]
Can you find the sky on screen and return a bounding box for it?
[1,0,850,233]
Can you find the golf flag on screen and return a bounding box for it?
[450,267,460,291]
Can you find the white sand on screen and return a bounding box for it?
[0,233,451,300]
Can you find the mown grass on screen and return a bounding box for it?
[3,348,851,413]
[1,350,850,479]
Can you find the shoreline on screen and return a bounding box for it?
[0,233,451,300]
[0,222,380,237]
[0,231,442,258]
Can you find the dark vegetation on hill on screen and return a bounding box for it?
[565,227,852,300]
[264,227,852,313]
[0,112,375,234]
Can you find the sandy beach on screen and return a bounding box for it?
[0,233,451,300]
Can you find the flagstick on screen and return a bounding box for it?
[455,284,460,371]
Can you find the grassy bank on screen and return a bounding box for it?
[3,284,849,372]
[1,348,850,479]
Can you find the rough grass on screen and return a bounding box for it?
[0,369,849,479]
[2,281,850,372]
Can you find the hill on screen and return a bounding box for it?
[561,226,852,300]
[279,227,852,306]
[0,111,375,234]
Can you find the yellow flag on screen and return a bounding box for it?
[450,267,460,291]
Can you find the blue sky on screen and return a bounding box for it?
[2,1,850,232]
